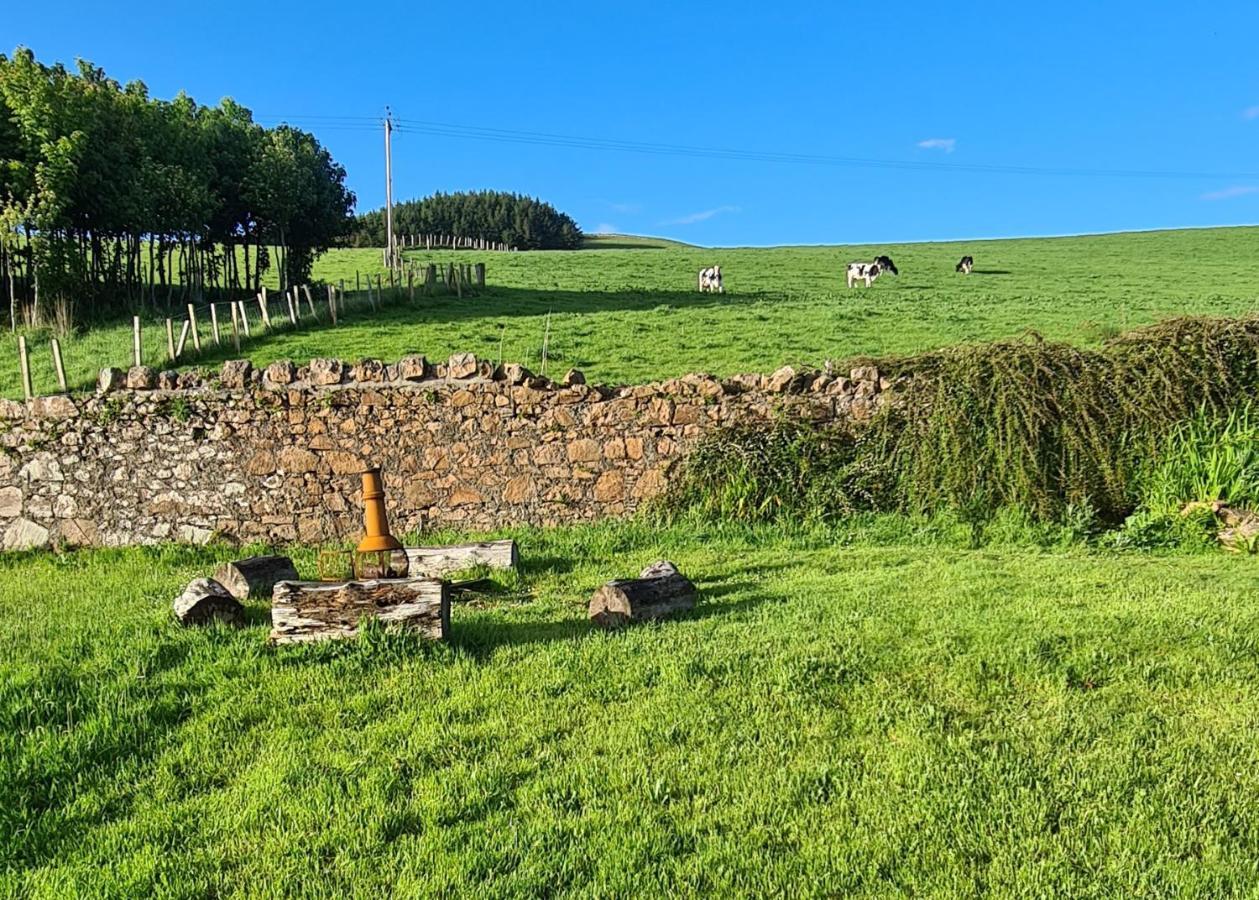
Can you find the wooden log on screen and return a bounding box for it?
[588,560,697,629]
[174,577,245,627]
[50,337,67,393]
[213,554,300,600]
[403,539,519,578]
[269,577,450,644]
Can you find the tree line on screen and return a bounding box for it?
[350,191,583,251]
[0,48,356,330]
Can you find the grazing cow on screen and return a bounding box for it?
[956,255,974,275]
[698,265,724,293]
[845,255,899,288]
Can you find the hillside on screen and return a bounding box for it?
[4,226,1259,398]
[581,233,699,250]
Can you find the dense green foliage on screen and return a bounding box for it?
[351,191,582,250]
[3,522,1259,895]
[666,316,1259,531]
[1136,404,1259,514]
[0,48,355,328]
[6,226,1259,400]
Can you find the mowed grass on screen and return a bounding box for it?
[4,226,1259,398]
[4,520,1259,896]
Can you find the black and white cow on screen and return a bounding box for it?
[956,255,974,275]
[845,255,898,288]
[698,265,724,293]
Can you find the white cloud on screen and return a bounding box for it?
[663,205,740,226]
[917,137,957,153]
[593,223,619,234]
[1201,185,1259,201]
[1242,105,1259,120]
[609,201,641,214]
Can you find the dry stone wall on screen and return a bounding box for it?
[0,355,892,549]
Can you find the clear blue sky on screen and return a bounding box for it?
[7,1,1259,246]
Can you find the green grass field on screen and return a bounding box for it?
[4,519,1259,896]
[5,226,1258,399]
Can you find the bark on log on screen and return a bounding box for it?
[403,539,518,578]
[174,577,245,627]
[588,560,697,629]
[213,555,300,600]
[269,577,450,644]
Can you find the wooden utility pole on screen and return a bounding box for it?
[384,107,395,269]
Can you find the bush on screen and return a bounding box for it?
[662,316,1259,531]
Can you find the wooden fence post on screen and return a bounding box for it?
[327,284,337,325]
[166,318,176,362]
[230,306,241,351]
[237,300,251,337]
[286,291,298,326]
[50,338,67,393]
[17,336,32,401]
[475,262,486,288]
[133,316,142,367]
[176,319,191,359]
[187,303,201,351]
[302,284,316,319]
[210,303,221,346]
[256,291,272,330]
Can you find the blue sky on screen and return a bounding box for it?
[7,1,1259,245]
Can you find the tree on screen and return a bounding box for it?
[0,47,356,328]
[350,190,583,250]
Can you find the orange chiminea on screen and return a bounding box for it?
[353,467,408,579]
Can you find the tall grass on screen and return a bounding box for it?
[1137,404,1259,512]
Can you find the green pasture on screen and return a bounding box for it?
[3,226,1258,399]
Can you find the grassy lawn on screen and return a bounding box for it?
[4,226,1258,399]
[4,520,1259,896]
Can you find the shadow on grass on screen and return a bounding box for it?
[451,576,780,659]
[970,269,1013,276]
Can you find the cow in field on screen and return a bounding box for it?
[956,255,974,274]
[698,265,724,293]
[845,255,898,288]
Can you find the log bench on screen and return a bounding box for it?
[270,577,450,645]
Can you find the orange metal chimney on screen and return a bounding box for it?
[357,467,403,554]
[353,467,407,579]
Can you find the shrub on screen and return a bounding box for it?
[663,316,1259,529]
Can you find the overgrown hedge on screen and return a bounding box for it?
[663,316,1259,527]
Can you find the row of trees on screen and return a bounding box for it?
[350,190,583,250]
[0,48,356,330]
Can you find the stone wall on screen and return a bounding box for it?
[0,354,892,549]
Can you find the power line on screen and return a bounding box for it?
[392,119,1259,181]
[249,112,1259,182]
